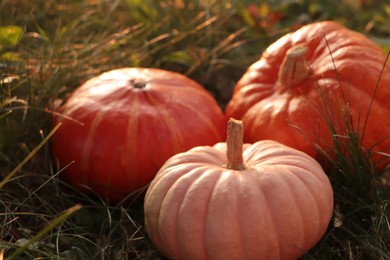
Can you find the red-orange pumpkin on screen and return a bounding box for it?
[144,118,334,260]
[225,21,390,169]
[52,68,226,202]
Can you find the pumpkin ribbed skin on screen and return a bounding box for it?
[144,139,333,260]
[225,21,390,168]
[52,68,226,202]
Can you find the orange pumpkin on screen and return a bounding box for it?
[144,118,334,260]
[52,68,226,202]
[225,21,390,169]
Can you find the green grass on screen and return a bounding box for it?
[1,0,389,259]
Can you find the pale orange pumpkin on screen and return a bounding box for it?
[144,118,334,260]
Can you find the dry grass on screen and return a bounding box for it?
[0,0,389,259]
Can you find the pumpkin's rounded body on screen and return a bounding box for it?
[144,140,333,260]
[52,68,226,202]
[225,21,390,168]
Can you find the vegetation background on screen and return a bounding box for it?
[0,0,389,259]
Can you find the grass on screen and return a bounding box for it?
[1,0,389,259]
[301,48,390,259]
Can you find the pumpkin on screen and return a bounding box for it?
[225,21,390,169]
[144,118,334,260]
[52,68,226,202]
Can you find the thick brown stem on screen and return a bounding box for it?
[278,44,309,88]
[129,79,147,89]
[225,118,246,170]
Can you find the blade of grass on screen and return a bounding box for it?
[362,50,390,148]
[0,110,12,120]
[6,203,82,260]
[12,161,74,212]
[0,123,61,189]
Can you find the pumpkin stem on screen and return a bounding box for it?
[129,79,147,89]
[279,44,309,88]
[226,118,247,170]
